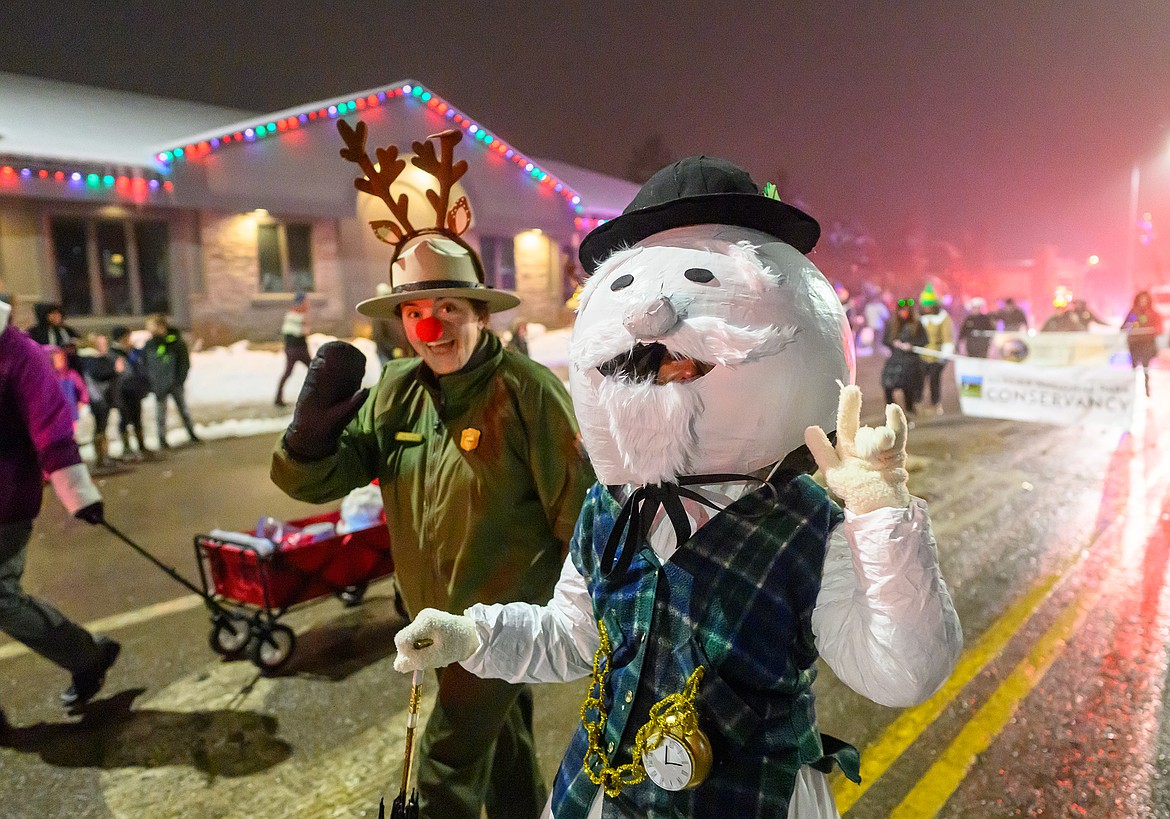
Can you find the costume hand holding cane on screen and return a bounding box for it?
[380,637,433,819]
[382,612,481,816]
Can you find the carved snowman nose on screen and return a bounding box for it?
[416,316,443,343]
[623,296,679,339]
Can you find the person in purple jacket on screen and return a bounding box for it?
[0,296,121,708]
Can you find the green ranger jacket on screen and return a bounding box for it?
[271,331,594,617]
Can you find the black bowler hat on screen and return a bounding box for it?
[578,156,820,273]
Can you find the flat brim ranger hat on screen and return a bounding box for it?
[578,156,821,273]
[337,120,520,318]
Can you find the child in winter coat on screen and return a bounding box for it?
[82,334,121,470]
[110,326,152,460]
[44,344,89,431]
[144,314,200,447]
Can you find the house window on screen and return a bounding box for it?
[136,222,171,314]
[480,235,516,291]
[51,218,91,316]
[49,216,170,317]
[258,221,315,293]
[97,220,132,315]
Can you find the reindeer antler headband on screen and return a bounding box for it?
[337,120,483,282]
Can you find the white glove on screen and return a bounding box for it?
[393,608,481,673]
[804,385,911,515]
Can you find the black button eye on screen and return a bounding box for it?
[610,274,634,291]
[684,267,715,283]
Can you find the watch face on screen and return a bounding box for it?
[642,734,693,791]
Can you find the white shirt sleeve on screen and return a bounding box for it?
[460,554,600,684]
[812,497,963,708]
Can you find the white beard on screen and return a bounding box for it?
[594,377,704,485]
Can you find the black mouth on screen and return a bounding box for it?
[597,342,714,385]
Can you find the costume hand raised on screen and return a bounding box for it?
[283,341,369,462]
[804,385,910,514]
[393,608,481,673]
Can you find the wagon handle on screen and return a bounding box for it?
[103,520,207,598]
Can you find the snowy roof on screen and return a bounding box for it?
[533,157,639,218]
[152,79,589,211]
[0,72,634,215]
[0,72,252,168]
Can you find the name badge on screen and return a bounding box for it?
[395,431,424,443]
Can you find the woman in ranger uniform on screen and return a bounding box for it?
[270,123,594,819]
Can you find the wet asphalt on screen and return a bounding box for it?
[2,355,1169,817]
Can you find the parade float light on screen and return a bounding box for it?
[152,81,584,213]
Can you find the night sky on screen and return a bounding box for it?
[5,1,1170,268]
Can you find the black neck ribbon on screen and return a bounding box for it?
[601,472,769,577]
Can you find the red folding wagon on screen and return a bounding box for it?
[192,509,396,672]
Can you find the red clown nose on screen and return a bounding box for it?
[415,316,444,343]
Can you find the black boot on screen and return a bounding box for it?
[61,637,121,707]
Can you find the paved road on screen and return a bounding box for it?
[3,356,1169,817]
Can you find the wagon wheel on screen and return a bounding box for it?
[337,581,369,608]
[249,624,296,673]
[208,612,250,656]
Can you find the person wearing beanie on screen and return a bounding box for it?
[917,284,954,414]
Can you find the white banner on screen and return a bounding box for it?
[987,331,1130,367]
[953,357,1136,428]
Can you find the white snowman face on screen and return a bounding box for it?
[569,224,854,485]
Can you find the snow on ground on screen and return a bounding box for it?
[78,328,574,458]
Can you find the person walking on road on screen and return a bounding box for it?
[958,297,996,358]
[917,286,954,414]
[1122,290,1164,397]
[144,313,200,447]
[995,297,1029,332]
[0,297,121,708]
[275,292,311,407]
[272,123,594,819]
[882,297,927,418]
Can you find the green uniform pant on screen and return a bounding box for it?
[417,664,546,819]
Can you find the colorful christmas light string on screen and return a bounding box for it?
[154,82,583,213]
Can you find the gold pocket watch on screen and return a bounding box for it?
[581,623,715,796]
[641,712,713,791]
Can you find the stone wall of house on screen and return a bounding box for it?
[0,203,47,327]
[510,231,574,329]
[190,210,351,346]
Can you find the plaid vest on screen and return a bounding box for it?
[551,474,856,819]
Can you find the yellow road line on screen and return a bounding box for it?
[890,583,1098,817]
[0,594,205,662]
[833,555,1080,812]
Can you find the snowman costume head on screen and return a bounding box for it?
[571,157,855,486]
